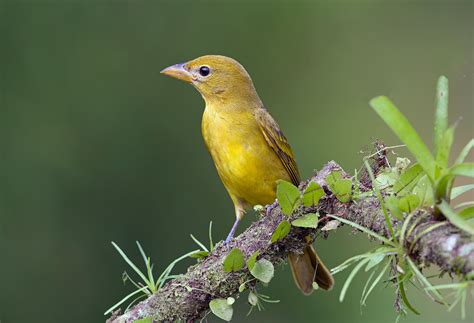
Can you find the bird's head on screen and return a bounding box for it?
[161,55,260,105]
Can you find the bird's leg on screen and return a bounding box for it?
[225,218,240,243]
[225,207,245,243]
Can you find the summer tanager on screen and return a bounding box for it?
[161,55,334,294]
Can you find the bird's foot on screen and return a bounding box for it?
[224,218,240,245]
[224,233,234,245]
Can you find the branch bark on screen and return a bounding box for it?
[108,156,473,323]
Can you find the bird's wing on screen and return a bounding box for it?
[255,107,301,185]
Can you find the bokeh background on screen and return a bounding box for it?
[1,0,472,322]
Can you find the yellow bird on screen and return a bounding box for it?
[161,55,334,294]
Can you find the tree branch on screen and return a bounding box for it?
[107,156,473,323]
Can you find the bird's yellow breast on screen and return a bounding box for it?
[202,104,290,209]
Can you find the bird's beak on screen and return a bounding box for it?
[160,63,193,83]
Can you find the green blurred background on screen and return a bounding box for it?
[1,0,472,322]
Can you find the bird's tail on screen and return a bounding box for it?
[288,244,334,295]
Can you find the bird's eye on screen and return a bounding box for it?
[199,66,210,77]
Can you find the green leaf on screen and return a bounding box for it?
[399,211,417,249]
[136,241,151,274]
[459,207,474,220]
[393,164,424,195]
[360,270,376,307]
[326,171,352,202]
[435,164,474,204]
[133,318,152,323]
[438,200,474,235]
[156,249,199,290]
[209,221,214,251]
[209,298,233,321]
[326,170,343,185]
[190,234,209,252]
[126,290,147,311]
[333,180,353,203]
[455,139,473,165]
[104,286,148,315]
[361,261,389,306]
[189,250,209,259]
[434,76,449,157]
[276,180,301,215]
[270,220,291,243]
[399,280,420,315]
[406,257,447,305]
[365,252,386,272]
[435,127,454,170]
[302,181,325,207]
[455,201,474,209]
[448,163,474,178]
[331,254,369,275]
[363,159,397,241]
[451,184,474,199]
[111,242,151,287]
[247,250,260,271]
[291,213,319,228]
[425,282,469,291]
[135,241,155,292]
[385,195,403,220]
[250,259,274,283]
[374,169,399,190]
[327,215,395,246]
[370,96,436,180]
[339,258,370,302]
[398,194,420,213]
[223,248,245,272]
[352,177,361,200]
[412,175,434,206]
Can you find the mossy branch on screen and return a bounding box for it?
[107,155,473,323]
